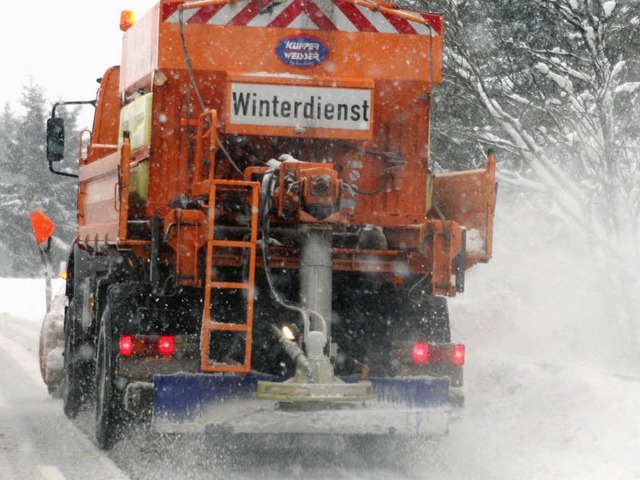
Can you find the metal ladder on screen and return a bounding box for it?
[200,179,260,373]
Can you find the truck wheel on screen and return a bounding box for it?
[38,321,47,386]
[62,304,91,418]
[39,321,62,398]
[95,301,127,450]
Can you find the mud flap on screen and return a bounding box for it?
[153,374,451,437]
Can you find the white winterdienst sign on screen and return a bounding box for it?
[229,83,372,131]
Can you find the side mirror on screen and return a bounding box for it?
[46,117,65,163]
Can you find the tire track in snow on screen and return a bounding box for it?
[0,323,42,386]
[0,316,130,480]
[0,313,41,336]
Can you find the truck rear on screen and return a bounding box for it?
[45,0,496,450]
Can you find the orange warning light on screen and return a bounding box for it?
[120,10,136,32]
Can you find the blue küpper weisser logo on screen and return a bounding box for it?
[276,36,328,68]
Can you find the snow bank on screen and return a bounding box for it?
[433,186,640,480]
[0,278,57,322]
[450,186,640,372]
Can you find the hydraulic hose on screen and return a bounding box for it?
[271,325,317,383]
[258,169,328,349]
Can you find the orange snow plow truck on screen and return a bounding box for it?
[44,0,496,450]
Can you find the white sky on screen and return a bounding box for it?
[1,0,158,128]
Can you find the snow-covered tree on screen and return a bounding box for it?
[0,103,19,171]
[425,0,640,344]
[429,0,640,257]
[0,81,79,277]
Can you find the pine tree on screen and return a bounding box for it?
[0,80,81,276]
[0,102,19,170]
[0,103,21,276]
[20,79,49,203]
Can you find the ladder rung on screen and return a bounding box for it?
[207,281,251,290]
[209,239,254,249]
[205,322,249,332]
[201,363,251,373]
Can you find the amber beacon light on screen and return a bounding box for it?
[120,10,136,31]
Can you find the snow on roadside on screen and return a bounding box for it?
[0,324,43,384]
[0,278,62,323]
[451,187,640,373]
[435,189,640,480]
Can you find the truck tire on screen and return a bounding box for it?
[62,303,92,418]
[95,299,127,450]
[39,321,62,398]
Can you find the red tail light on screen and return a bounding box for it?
[452,344,465,366]
[157,336,175,356]
[412,342,430,365]
[119,336,133,357]
[119,335,176,357]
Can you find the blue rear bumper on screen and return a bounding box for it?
[152,374,451,437]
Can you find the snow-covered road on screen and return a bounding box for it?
[0,306,425,480]
[0,312,128,480]
[1,196,639,479]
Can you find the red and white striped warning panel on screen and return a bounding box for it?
[162,0,442,36]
